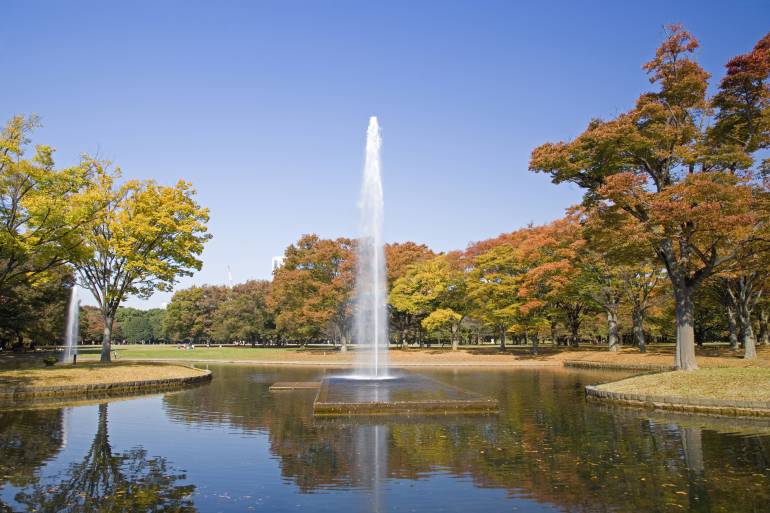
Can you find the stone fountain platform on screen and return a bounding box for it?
[269,381,321,391]
[311,373,498,416]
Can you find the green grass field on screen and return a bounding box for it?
[75,344,341,362]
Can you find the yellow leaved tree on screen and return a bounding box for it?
[74,159,211,362]
[0,115,96,293]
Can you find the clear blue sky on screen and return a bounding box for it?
[2,1,769,308]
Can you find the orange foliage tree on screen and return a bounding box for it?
[530,26,770,369]
[516,215,597,348]
[385,241,435,347]
[269,234,355,349]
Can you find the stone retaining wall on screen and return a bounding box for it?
[585,385,770,418]
[565,360,674,372]
[0,368,212,400]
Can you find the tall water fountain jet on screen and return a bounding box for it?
[354,116,389,379]
[309,117,495,415]
[62,286,80,364]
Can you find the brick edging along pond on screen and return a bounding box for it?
[0,367,212,400]
[585,384,770,418]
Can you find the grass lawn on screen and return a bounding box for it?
[0,361,206,388]
[72,344,564,364]
[594,367,770,402]
[62,343,770,368]
[76,345,339,362]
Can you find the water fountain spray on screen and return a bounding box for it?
[63,286,80,364]
[354,116,389,378]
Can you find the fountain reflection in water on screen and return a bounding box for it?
[353,424,388,513]
[62,286,79,364]
[353,116,389,379]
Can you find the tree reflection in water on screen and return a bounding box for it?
[0,409,64,513]
[161,366,770,513]
[4,367,768,513]
[0,409,64,489]
[13,403,196,513]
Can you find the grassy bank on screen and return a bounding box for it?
[62,343,770,368]
[593,367,770,403]
[0,361,207,388]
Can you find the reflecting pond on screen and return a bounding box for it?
[2,365,770,512]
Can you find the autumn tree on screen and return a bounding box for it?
[0,115,98,350]
[583,207,666,352]
[0,116,96,295]
[385,241,435,347]
[421,308,462,345]
[692,285,728,346]
[74,160,211,362]
[80,305,112,344]
[581,251,625,352]
[756,294,770,347]
[466,233,529,351]
[164,285,227,343]
[390,252,469,350]
[620,267,665,352]
[384,241,435,288]
[516,216,598,348]
[530,27,770,369]
[720,251,769,359]
[269,234,355,349]
[164,286,203,342]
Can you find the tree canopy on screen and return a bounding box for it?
[74,159,211,361]
[529,26,770,369]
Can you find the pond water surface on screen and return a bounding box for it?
[1,365,769,512]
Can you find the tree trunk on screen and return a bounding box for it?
[739,306,757,359]
[727,306,739,350]
[499,327,506,351]
[674,285,698,370]
[732,279,758,360]
[451,323,459,351]
[632,306,646,353]
[531,333,538,355]
[607,308,620,352]
[569,318,580,347]
[760,309,769,346]
[550,320,558,346]
[339,331,348,352]
[100,314,113,363]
